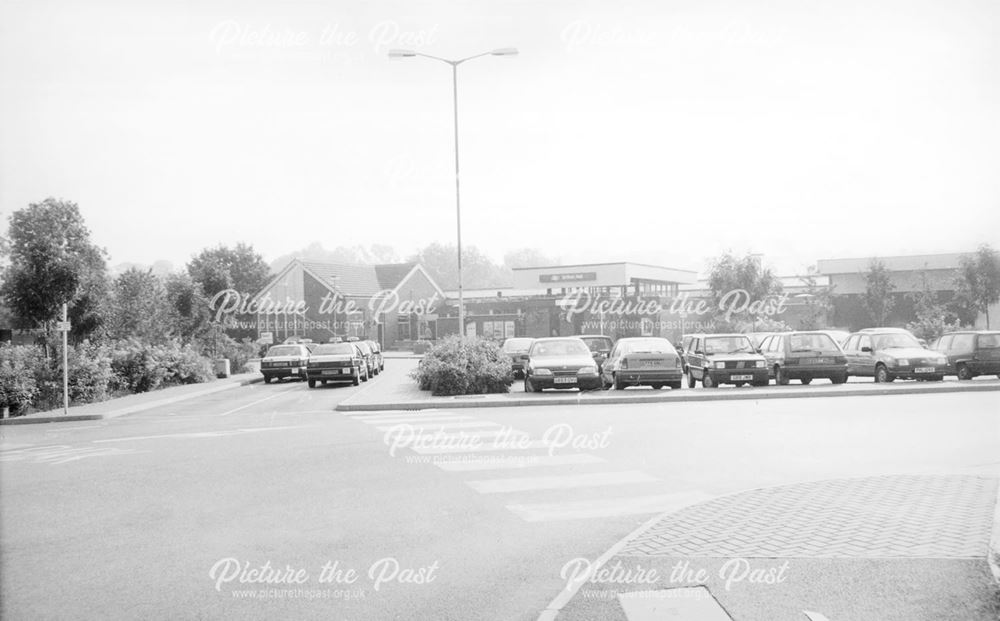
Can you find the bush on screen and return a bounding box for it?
[110,339,214,393]
[410,335,513,396]
[0,344,42,415]
[67,341,114,404]
[215,335,259,374]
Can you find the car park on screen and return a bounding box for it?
[501,337,535,378]
[601,337,683,390]
[930,330,1000,380]
[841,328,947,382]
[521,337,602,392]
[260,344,311,383]
[354,340,377,377]
[758,331,848,385]
[577,334,615,372]
[365,340,385,374]
[306,342,367,387]
[684,333,769,388]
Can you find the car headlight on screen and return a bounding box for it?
[714,361,726,369]
[578,366,598,375]
[533,368,553,376]
[755,360,766,368]
[897,359,909,366]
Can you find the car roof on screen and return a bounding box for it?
[857,327,910,333]
[576,334,613,339]
[532,337,586,343]
[616,336,669,341]
[689,333,752,338]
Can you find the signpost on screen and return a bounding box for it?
[57,305,70,416]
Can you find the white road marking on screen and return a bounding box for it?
[507,491,714,522]
[374,422,501,432]
[219,387,298,416]
[0,445,147,465]
[467,470,657,494]
[436,454,606,472]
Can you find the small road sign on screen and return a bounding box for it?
[55,321,71,331]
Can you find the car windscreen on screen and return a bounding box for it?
[873,333,921,349]
[621,339,675,354]
[355,342,372,355]
[789,333,839,352]
[530,340,590,357]
[502,338,534,353]
[312,344,355,355]
[704,336,755,354]
[265,345,302,357]
[580,337,613,352]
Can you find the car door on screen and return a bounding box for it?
[856,334,876,376]
[758,335,775,372]
[932,334,953,372]
[689,337,705,379]
[603,343,623,384]
[842,334,860,375]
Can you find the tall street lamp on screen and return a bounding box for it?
[388,47,518,338]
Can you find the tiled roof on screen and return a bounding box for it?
[374,263,417,290]
[300,261,383,296]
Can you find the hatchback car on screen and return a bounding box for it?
[601,337,683,390]
[522,337,602,392]
[930,330,1000,380]
[306,342,367,387]
[365,340,385,374]
[260,344,311,383]
[758,331,848,385]
[577,334,615,372]
[501,337,535,378]
[684,333,769,388]
[841,328,947,382]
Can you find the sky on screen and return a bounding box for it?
[1,0,998,277]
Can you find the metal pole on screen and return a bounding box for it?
[452,62,464,338]
[62,303,68,415]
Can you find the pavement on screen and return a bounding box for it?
[551,475,1000,621]
[0,371,264,425]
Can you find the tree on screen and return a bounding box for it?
[797,271,835,330]
[954,244,1000,328]
[408,243,511,290]
[164,273,213,343]
[707,252,783,328]
[0,198,108,337]
[862,258,895,326]
[187,243,271,299]
[503,248,560,269]
[270,243,401,273]
[103,268,171,342]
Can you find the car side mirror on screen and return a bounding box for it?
[519,354,529,361]
[694,350,703,355]
[861,346,872,353]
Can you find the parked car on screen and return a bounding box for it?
[306,342,367,387]
[841,328,947,382]
[354,340,377,377]
[260,344,311,383]
[521,337,602,392]
[818,330,851,347]
[501,337,535,378]
[677,334,696,374]
[365,339,385,373]
[930,330,1000,380]
[684,333,769,388]
[757,331,848,385]
[601,337,683,390]
[577,334,615,372]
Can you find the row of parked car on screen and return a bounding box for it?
[259,337,386,388]
[501,328,1000,391]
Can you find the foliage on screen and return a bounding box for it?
[797,272,835,330]
[0,198,108,337]
[954,244,1000,329]
[503,248,560,269]
[269,242,401,273]
[862,258,895,326]
[408,243,512,290]
[103,268,172,342]
[110,339,213,393]
[66,341,115,404]
[707,252,783,325]
[187,243,271,300]
[410,335,513,396]
[0,345,42,415]
[164,272,213,343]
[905,272,962,341]
[734,317,793,334]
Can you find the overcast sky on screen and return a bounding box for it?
[1,0,998,277]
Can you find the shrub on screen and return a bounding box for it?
[0,344,43,415]
[410,335,513,396]
[215,335,259,374]
[110,339,214,393]
[67,341,114,404]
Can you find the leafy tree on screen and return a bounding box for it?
[797,271,835,330]
[503,248,560,269]
[164,273,212,343]
[707,252,783,326]
[409,243,511,290]
[187,243,270,298]
[905,272,961,341]
[103,268,171,342]
[270,243,401,272]
[954,244,1000,328]
[0,198,108,337]
[862,258,895,326]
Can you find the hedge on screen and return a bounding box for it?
[410,335,513,396]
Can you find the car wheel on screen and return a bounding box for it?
[651,383,663,390]
[702,372,715,388]
[775,366,789,386]
[687,371,696,388]
[613,373,626,390]
[875,364,893,383]
[352,373,360,386]
[669,381,682,390]
[307,379,316,388]
[264,376,272,384]
[957,364,973,381]
[800,377,812,385]
[831,373,847,384]
[734,382,745,387]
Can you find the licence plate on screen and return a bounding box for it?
[553,377,577,384]
[731,374,753,381]
[641,360,662,368]
[321,369,344,376]
[914,367,935,373]
[271,362,287,367]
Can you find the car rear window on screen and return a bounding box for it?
[502,338,534,353]
[621,338,675,354]
[265,345,302,357]
[312,343,355,355]
[531,339,590,357]
[789,333,839,352]
[977,334,1000,348]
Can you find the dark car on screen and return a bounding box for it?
[354,340,376,377]
[306,342,367,387]
[365,340,385,374]
[930,330,1000,380]
[758,331,848,385]
[601,337,683,390]
[684,333,769,388]
[522,337,602,392]
[260,344,311,383]
[841,328,947,382]
[501,337,535,378]
[577,334,615,372]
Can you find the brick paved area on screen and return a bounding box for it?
[623,475,998,558]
